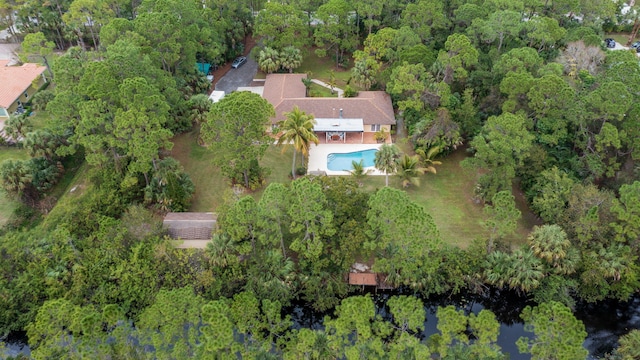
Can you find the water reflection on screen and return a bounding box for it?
[5,291,640,359]
[288,289,640,359]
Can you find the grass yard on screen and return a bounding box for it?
[172,129,538,249]
[606,33,633,45]
[28,110,52,130]
[0,147,30,226]
[297,48,360,91]
[308,83,338,97]
[359,147,539,249]
[171,131,294,212]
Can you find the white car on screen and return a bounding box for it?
[231,56,247,69]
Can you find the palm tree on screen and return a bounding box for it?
[328,70,336,94]
[258,47,281,74]
[374,144,400,186]
[3,114,32,140]
[301,76,313,97]
[396,154,427,188]
[528,225,571,268]
[351,57,378,90]
[0,159,32,199]
[280,46,302,73]
[348,160,372,185]
[415,146,442,174]
[24,130,57,160]
[276,106,319,178]
[188,94,212,145]
[484,248,545,295]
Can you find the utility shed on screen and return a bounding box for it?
[163,212,217,240]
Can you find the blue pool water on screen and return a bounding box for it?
[327,149,378,171]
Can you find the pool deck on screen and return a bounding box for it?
[307,143,385,176]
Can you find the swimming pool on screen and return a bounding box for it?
[327,149,378,171]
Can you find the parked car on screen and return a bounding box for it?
[231,56,247,69]
[605,38,616,48]
[631,41,640,49]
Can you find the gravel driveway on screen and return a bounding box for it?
[214,56,259,94]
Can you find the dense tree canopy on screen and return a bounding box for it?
[3,0,640,357]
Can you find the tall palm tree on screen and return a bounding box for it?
[396,154,427,188]
[277,106,319,178]
[374,144,400,186]
[301,76,313,96]
[280,46,302,73]
[258,47,281,74]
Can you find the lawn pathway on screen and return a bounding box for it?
[310,79,344,97]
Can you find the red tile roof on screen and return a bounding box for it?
[0,60,46,109]
[263,73,395,126]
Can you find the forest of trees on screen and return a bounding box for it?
[2,0,640,358]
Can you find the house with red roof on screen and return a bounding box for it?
[0,60,48,120]
[262,73,396,144]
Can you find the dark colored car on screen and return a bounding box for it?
[604,38,616,48]
[231,56,247,69]
[630,41,640,49]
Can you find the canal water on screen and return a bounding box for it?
[5,290,640,359]
[288,289,640,360]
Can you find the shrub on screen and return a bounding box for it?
[344,85,358,98]
[296,166,307,176]
[229,159,268,191]
[144,158,195,212]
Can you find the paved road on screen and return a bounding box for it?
[214,56,259,94]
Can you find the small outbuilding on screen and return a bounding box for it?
[163,212,217,248]
[348,272,378,286]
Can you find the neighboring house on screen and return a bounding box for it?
[0,60,47,119]
[262,73,395,144]
[163,212,217,249]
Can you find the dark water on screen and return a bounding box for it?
[2,331,30,358]
[5,291,640,359]
[289,289,640,360]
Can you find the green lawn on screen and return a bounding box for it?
[358,147,539,249]
[606,33,633,45]
[171,131,294,212]
[0,147,30,226]
[28,110,52,130]
[297,48,360,90]
[308,83,338,97]
[172,129,538,248]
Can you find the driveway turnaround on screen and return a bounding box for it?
[214,56,258,94]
